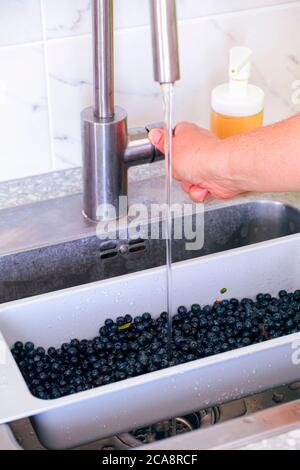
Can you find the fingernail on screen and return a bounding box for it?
[149,129,163,145]
[195,188,209,198]
[190,187,209,202]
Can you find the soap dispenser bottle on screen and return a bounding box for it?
[211,46,264,139]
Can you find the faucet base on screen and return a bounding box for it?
[81,106,128,222]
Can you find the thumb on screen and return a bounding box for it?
[149,129,165,154]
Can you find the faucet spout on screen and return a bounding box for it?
[150,0,180,85]
[81,0,180,222]
[92,0,114,120]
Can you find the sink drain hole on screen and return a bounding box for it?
[128,245,146,254]
[100,251,118,260]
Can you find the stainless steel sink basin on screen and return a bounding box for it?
[0,181,300,449]
[0,199,299,304]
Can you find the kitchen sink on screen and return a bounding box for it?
[0,188,300,449]
[1,234,300,448]
[0,199,299,304]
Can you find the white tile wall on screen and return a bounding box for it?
[0,0,299,181]
[0,0,42,46]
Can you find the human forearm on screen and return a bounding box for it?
[222,113,300,193]
[149,114,300,203]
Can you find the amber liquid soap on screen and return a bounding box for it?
[211,110,264,139]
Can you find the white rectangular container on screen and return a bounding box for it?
[0,236,300,449]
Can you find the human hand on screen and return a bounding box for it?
[149,122,243,202]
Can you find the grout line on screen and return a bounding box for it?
[0,34,90,51]
[0,1,298,51]
[0,39,44,51]
[39,0,56,171]
[176,0,299,27]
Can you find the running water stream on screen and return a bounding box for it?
[162,83,174,357]
[162,83,177,437]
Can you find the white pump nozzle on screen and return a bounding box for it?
[211,45,264,118]
[230,46,252,82]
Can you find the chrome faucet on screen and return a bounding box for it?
[81,0,180,221]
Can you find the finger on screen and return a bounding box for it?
[189,185,209,203]
[148,129,165,154]
[181,181,192,193]
[172,169,181,181]
[174,122,193,136]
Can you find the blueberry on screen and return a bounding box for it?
[182,324,191,337]
[11,348,21,357]
[191,304,201,314]
[124,314,133,324]
[268,304,279,314]
[61,343,70,352]
[202,306,211,315]
[293,290,300,301]
[172,314,181,325]
[101,326,111,337]
[14,341,24,351]
[220,300,230,309]
[211,325,221,334]
[204,347,214,356]
[105,319,114,328]
[134,316,143,324]
[242,337,252,346]
[51,361,60,372]
[33,354,42,363]
[129,341,139,352]
[286,319,295,330]
[152,354,162,365]
[31,378,41,388]
[25,342,34,352]
[36,391,48,400]
[230,298,239,307]
[116,317,125,326]
[244,320,252,331]
[160,312,168,322]
[38,372,48,382]
[226,316,235,326]
[67,347,78,356]
[177,306,187,316]
[47,347,56,357]
[103,375,112,385]
[138,354,149,367]
[51,388,62,399]
[263,294,272,302]
[36,347,45,357]
[142,312,151,322]
[279,290,288,298]
[256,293,264,303]
[79,340,88,351]
[136,323,147,334]
[199,317,208,328]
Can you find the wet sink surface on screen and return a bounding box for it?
[0,200,299,304]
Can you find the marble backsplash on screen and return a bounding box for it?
[0,0,299,182]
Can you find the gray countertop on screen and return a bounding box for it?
[1,162,300,212]
[1,166,300,451]
[0,163,166,211]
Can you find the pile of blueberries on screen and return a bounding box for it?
[11,289,300,401]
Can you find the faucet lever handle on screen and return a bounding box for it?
[124,123,164,167]
[145,122,164,133]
